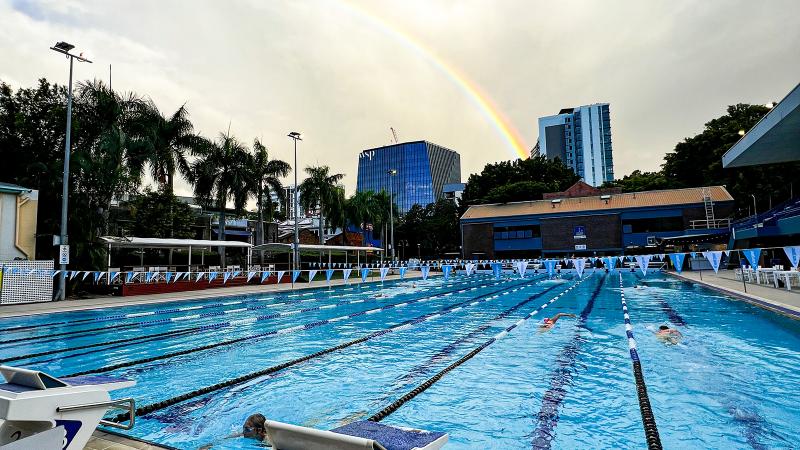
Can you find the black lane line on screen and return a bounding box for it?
[63,277,536,378]
[0,275,420,334]
[373,281,568,406]
[1,276,489,364]
[366,276,592,423]
[108,277,545,424]
[0,276,484,344]
[530,276,605,450]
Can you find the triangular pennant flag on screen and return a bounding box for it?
[399,267,407,279]
[195,272,204,282]
[690,252,697,258]
[491,263,502,279]
[442,265,452,281]
[126,272,135,283]
[702,250,723,274]
[741,248,762,269]
[572,258,586,278]
[146,271,155,283]
[517,261,529,278]
[421,265,431,281]
[543,260,557,277]
[465,263,475,276]
[92,271,102,283]
[165,272,174,283]
[634,255,652,275]
[784,246,800,269]
[604,257,617,273]
[326,269,334,283]
[261,271,271,283]
[360,268,370,282]
[247,271,257,282]
[223,272,231,284]
[233,270,241,279]
[308,270,318,283]
[343,268,353,283]
[209,271,218,282]
[380,267,390,282]
[292,270,301,283]
[276,271,285,283]
[724,250,731,257]
[668,253,686,274]
[82,271,92,281]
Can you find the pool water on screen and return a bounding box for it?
[1,272,799,449]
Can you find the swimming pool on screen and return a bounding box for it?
[1,271,799,449]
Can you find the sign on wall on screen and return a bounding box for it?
[574,226,586,239]
[59,245,70,265]
[575,244,587,250]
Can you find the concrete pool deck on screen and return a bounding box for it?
[670,269,800,319]
[0,272,426,319]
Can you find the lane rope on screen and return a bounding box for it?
[63,276,538,377]
[0,276,494,364]
[366,274,592,422]
[109,276,547,423]
[619,273,663,450]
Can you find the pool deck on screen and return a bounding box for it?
[0,272,426,319]
[670,269,800,319]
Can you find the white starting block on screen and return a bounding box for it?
[264,419,448,450]
[0,366,135,450]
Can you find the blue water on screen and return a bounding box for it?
[1,272,799,449]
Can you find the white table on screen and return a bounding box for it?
[774,270,800,291]
[755,267,776,284]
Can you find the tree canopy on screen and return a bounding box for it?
[461,154,579,206]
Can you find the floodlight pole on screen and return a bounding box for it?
[288,132,302,273]
[50,42,92,301]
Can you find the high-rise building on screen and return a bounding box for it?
[356,141,461,214]
[537,103,614,187]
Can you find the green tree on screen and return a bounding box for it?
[298,165,344,244]
[601,170,674,192]
[484,180,557,203]
[251,139,290,245]
[128,189,196,238]
[462,154,579,206]
[191,132,252,265]
[660,103,798,214]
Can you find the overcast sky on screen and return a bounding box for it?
[2,0,799,198]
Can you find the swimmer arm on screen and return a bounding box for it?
[550,313,576,323]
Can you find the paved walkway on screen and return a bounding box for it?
[671,269,800,319]
[86,430,174,450]
[0,273,425,319]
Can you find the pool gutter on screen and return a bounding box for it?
[667,271,800,320]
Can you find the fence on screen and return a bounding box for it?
[0,260,54,304]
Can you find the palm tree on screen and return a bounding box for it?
[298,166,344,244]
[191,132,252,266]
[346,190,373,245]
[133,101,202,195]
[251,139,290,247]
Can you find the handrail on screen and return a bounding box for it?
[57,397,135,430]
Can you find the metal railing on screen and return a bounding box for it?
[57,397,136,430]
[689,218,731,229]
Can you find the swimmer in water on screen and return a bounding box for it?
[655,325,682,344]
[539,313,576,330]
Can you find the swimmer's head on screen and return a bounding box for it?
[658,325,669,331]
[243,413,266,440]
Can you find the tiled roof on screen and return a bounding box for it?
[461,186,733,220]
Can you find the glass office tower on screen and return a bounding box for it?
[356,141,461,214]
[537,103,614,187]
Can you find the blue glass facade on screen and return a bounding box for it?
[356,141,461,214]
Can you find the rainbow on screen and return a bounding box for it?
[338,1,530,159]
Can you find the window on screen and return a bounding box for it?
[494,225,541,240]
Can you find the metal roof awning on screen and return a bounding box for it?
[659,232,730,245]
[253,243,384,254]
[212,229,252,237]
[99,236,252,249]
[722,82,800,168]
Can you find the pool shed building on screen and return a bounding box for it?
[460,183,734,259]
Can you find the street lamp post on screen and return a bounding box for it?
[50,41,92,301]
[288,132,302,272]
[387,169,397,262]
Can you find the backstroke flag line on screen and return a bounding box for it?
[572,258,586,278]
[784,246,800,269]
[634,255,652,276]
[668,253,686,274]
[702,251,723,274]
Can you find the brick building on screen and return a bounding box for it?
[460,183,734,258]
